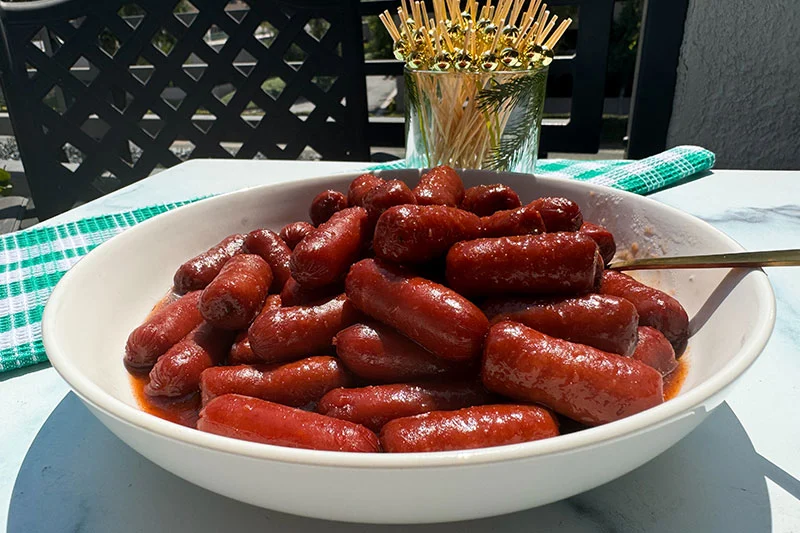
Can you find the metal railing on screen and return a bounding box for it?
[1,1,612,154]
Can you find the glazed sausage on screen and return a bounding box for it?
[145,322,235,397]
[600,270,690,355]
[380,404,559,453]
[482,294,639,356]
[279,221,315,250]
[482,321,664,426]
[348,173,384,207]
[198,394,380,452]
[124,291,204,369]
[412,165,465,207]
[228,331,256,365]
[199,254,272,330]
[310,190,348,226]
[318,381,493,432]
[290,206,369,289]
[242,229,292,292]
[345,259,489,361]
[631,326,679,376]
[173,234,245,294]
[530,197,583,232]
[279,276,345,307]
[334,322,465,383]
[227,295,282,365]
[481,204,546,238]
[461,184,521,216]
[200,356,350,406]
[580,222,616,265]
[248,294,362,364]
[362,179,417,225]
[446,233,603,297]
[373,205,482,263]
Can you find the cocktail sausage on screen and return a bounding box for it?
[173,234,245,294]
[446,233,602,296]
[600,271,690,355]
[373,205,482,263]
[482,321,663,426]
[346,259,489,361]
[318,381,493,432]
[199,254,272,330]
[124,291,203,369]
[290,207,369,289]
[198,394,380,452]
[146,322,234,397]
[412,165,465,207]
[380,404,559,452]
[482,294,639,356]
[200,356,350,406]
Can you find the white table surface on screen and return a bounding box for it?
[1,161,798,532]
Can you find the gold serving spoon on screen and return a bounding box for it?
[608,249,800,271]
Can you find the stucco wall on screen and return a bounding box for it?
[667,0,800,170]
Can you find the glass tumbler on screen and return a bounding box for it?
[404,66,548,173]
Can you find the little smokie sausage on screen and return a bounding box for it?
[373,205,482,264]
[348,173,384,207]
[290,206,369,289]
[279,221,315,250]
[482,321,664,426]
[249,294,362,364]
[412,165,465,207]
[227,295,282,365]
[345,258,489,362]
[145,322,234,397]
[173,234,245,294]
[199,254,272,330]
[334,322,465,383]
[530,197,583,232]
[198,394,380,452]
[309,190,348,226]
[318,381,494,432]
[362,179,417,225]
[481,204,546,238]
[631,326,679,376]
[229,331,257,365]
[125,291,204,369]
[279,276,344,307]
[200,356,350,407]
[600,270,690,355]
[461,184,521,216]
[482,294,639,356]
[242,229,292,292]
[580,222,616,265]
[446,233,603,297]
[380,404,559,453]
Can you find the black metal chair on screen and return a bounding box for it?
[0,0,370,219]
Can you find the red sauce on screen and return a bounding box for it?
[130,372,202,427]
[663,354,689,401]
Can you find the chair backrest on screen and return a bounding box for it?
[0,0,370,219]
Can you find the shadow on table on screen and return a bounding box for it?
[8,393,795,533]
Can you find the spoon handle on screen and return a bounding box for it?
[607,249,800,271]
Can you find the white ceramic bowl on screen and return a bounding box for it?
[42,168,775,524]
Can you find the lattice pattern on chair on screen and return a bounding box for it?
[0,0,369,218]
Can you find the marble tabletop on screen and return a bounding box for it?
[1,162,798,532]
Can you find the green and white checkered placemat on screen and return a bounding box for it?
[0,145,714,372]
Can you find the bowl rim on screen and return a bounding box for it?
[42,168,777,469]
